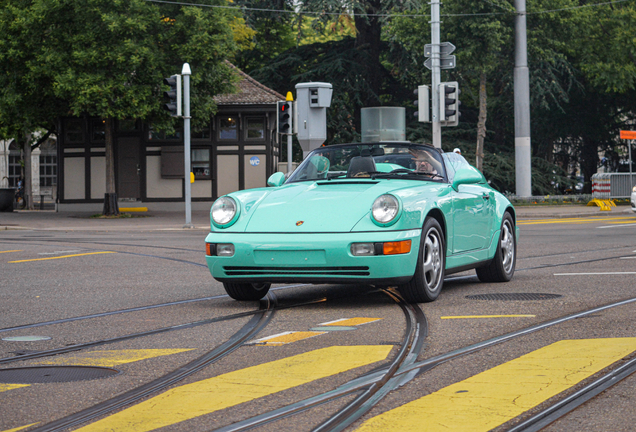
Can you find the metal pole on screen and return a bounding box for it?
[182,63,194,229]
[514,0,532,197]
[287,135,292,174]
[430,0,442,149]
[629,139,633,190]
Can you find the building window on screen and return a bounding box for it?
[192,126,211,140]
[218,117,238,140]
[40,155,57,187]
[91,119,105,143]
[246,118,265,140]
[147,125,181,141]
[65,119,84,143]
[192,148,211,179]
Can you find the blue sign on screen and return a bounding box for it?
[250,156,260,166]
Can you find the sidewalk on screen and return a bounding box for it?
[1,205,634,232]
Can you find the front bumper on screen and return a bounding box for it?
[205,230,421,284]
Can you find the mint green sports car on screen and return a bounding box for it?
[205,142,517,303]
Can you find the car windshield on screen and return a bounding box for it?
[286,143,447,183]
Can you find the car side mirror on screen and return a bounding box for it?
[452,168,484,190]
[267,172,286,187]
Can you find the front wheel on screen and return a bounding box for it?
[398,217,445,303]
[223,282,271,301]
[476,212,516,282]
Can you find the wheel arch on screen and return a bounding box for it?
[426,207,447,253]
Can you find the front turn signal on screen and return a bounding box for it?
[383,240,412,255]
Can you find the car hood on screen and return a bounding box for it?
[238,180,433,233]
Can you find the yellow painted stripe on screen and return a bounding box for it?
[76,345,392,432]
[321,318,383,327]
[440,314,535,319]
[9,251,116,263]
[38,349,194,367]
[1,423,39,432]
[0,383,30,393]
[251,331,326,346]
[518,216,633,226]
[356,338,636,432]
[0,250,22,254]
[119,207,148,212]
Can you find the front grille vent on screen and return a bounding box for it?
[223,266,370,276]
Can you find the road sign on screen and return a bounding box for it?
[424,55,456,70]
[620,130,636,140]
[424,42,456,57]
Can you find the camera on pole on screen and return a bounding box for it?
[163,74,182,117]
[439,81,460,127]
[414,85,431,123]
[277,100,293,134]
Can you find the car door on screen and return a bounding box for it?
[451,183,494,254]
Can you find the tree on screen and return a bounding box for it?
[0,0,244,214]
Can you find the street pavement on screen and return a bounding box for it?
[1,203,634,232]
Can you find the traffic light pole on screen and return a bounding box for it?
[430,0,442,149]
[514,0,532,197]
[182,63,193,229]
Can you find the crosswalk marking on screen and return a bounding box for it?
[76,345,392,432]
[38,349,194,367]
[249,331,326,346]
[356,338,636,432]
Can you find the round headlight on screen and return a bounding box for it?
[372,194,400,225]
[211,197,238,226]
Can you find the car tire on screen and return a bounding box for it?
[223,282,271,301]
[476,212,516,283]
[398,217,445,303]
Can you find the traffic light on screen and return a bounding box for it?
[439,81,460,127]
[277,100,292,134]
[163,74,182,117]
[413,85,430,123]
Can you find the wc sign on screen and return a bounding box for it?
[249,156,260,167]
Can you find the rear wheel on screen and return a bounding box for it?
[476,212,516,282]
[398,217,445,303]
[223,282,271,301]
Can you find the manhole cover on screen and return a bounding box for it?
[0,366,120,384]
[466,293,562,301]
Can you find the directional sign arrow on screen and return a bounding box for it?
[424,42,456,57]
[424,55,456,70]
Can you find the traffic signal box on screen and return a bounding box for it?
[439,81,460,127]
[277,101,292,134]
[414,85,430,123]
[163,74,182,117]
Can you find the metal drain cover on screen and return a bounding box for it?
[466,293,562,301]
[0,366,120,384]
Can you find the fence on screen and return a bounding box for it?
[591,173,636,199]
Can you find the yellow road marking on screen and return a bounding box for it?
[0,250,22,254]
[0,383,30,393]
[75,345,392,432]
[250,331,326,346]
[441,315,535,319]
[320,318,383,327]
[38,349,194,367]
[119,207,148,212]
[1,423,39,432]
[9,251,116,263]
[518,216,634,226]
[356,338,636,432]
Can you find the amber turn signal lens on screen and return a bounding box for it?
[383,240,411,255]
[205,243,214,256]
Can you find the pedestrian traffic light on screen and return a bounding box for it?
[277,100,292,134]
[163,74,182,117]
[439,81,460,127]
[414,85,430,123]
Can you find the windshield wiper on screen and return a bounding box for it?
[371,171,444,180]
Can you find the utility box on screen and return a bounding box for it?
[361,107,406,142]
[295,82,333,155]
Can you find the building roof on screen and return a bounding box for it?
[214,63,285,105]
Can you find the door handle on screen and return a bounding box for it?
[482,193,490,200]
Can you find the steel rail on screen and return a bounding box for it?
[27,292,277,432]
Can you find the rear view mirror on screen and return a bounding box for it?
[452,168,484,190]
[267,172,286,187]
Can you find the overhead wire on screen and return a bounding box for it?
[145,0,636,18]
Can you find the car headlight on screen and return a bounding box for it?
[211,196,239,227]
[371,194,400,226]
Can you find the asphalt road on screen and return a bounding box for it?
[0,206,635,432]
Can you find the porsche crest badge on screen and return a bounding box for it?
[296,221,304,226]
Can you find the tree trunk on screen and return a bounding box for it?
[23,132,34,210]
[103,117,119,215]
[475,72,487,172]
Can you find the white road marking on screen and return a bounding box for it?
[555,272,636,276]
